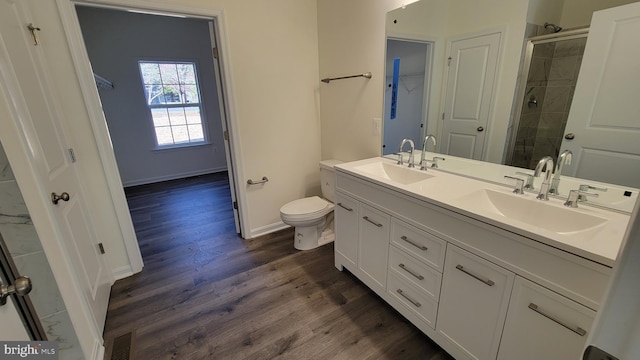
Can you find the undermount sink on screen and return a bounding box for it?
[458,189,608,234]
[354,161,434,185]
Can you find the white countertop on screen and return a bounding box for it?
[336,157,630,267]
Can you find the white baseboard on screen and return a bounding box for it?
[248,221,290,239]
[122,166,227,187]
[112,265,135,281]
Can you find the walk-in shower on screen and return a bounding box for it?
[506,28,588,169]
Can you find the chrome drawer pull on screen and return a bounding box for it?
[363,216,383,227]
[455,265,495,286]
[397,289,421,308]
[400,236,428,251]
[337,202,353,212]
[399,263,424,280]
[528,303,587,336]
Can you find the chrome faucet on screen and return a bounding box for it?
[398,139,415,168]
[549,150,572,195]
[419,135,437,170]
[533,156,554,200]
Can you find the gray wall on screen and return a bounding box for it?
[77,6,227,186]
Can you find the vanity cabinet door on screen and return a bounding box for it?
[334,192,359,270]
[436,244,515,360]
[497,276,595,360]
[358,203,390,292]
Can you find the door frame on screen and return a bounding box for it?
[55,0,248,259]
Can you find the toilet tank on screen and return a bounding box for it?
[319,159,342,203]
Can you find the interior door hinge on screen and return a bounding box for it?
[442,112,445,120]
[233,201,238,210]
[98,243,105,254]
[447,56,452,66]
[212,47,219,60]
[223,130,229,141]
[68,148,77,163]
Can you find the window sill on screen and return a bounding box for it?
[153,142,211,151]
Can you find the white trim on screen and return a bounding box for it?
[111,265,134,281]
[122,167,227,187]
[248,222,290,239]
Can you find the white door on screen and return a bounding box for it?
[441,32,501,160]
[560,2,640,188]
[0,0,111,333]
[209,21,242,234]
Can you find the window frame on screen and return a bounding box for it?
[137,59,210,149]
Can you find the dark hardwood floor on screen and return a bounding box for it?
[104,173,453,359]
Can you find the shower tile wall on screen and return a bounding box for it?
[0,143,83,359]
[511,27,586,169]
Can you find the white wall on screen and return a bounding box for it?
[76,6,227,187]
[560,0,639,28]
[318,0,405,162]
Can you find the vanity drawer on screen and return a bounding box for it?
[389,246,441,300]
[391,218,445,271]
[497,276,596,360]
[387,271,438,329]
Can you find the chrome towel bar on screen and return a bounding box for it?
[321,72,372,83]
[247,176,269,185]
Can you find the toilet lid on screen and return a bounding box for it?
[280,196,330,216]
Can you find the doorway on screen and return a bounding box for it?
[73,5,242,235]
[383,39,432,155]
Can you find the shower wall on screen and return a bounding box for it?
[511,28,586,169]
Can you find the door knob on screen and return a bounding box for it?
[51,192,70,205]
[564,133,575,140]
[477,126,484,132]
[0,276,32,306]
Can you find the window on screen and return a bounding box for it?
[138,61,206,147]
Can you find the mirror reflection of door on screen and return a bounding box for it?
[441,31,501,160]
[383,39,432,155]
[559,3,640,189]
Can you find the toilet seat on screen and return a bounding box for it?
[280,196,333,222]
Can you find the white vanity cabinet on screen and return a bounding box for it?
[497,277,596,360]
[436,245,514,360]
[334,192,390,293]
[333,169,612,360]
[334,192,359,269]
[358,204,390,292]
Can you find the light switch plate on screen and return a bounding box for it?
[372,118,381,135]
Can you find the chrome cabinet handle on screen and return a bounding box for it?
[399,263,424,280]
[337,202,353,212]
[363,216,382,227]
[455,264,495,286]
[397,289,421,308]
[528,303,587,336]
[400,236,428,251]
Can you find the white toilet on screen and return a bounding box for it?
[280,160,343,250]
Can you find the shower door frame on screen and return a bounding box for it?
[504,28,589,166]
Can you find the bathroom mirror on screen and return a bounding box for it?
[383,0,640,211]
